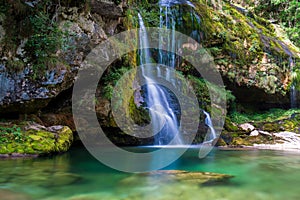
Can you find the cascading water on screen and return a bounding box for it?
[138,13,182,145]
[203,111,216,142]
[289,57,298,108]
[291,85,297,108]
[138,0,217,145]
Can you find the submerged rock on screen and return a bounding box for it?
[0,189,31,200]
[120,170,233,186]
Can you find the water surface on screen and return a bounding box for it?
[1,147,300,200]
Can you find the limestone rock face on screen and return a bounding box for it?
[0,1,123,115]
[0,64,74,114]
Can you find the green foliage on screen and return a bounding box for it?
[125,2,160,28]
[230,108,300,124]
[187,75,235,111]
[252,0,300,47]
[249,39,261,53]
[291,64,300,91]
[24,12,63,75]
[129,96,150,126]
[102,66,132,99]
[0,0,69,74]
[0,125,25,143]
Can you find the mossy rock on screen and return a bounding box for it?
[282,120,299,132]
[31,140,55,153]
[216,138,227,146]
[230,137,251,146]
[224,117,239,132]
[0,146,9,154]
[0,124,73,156]
[262,123,280,132]
[55,126,73,152]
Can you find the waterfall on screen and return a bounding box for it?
[291,85,297,108]
[203,111,216,142]
[137,0,217,145]
[289,56,298,108]
[138,13,182,145]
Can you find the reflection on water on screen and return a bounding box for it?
[1,147,300,199]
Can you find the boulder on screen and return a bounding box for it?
[250,130,259,136]
[239,123,255,132]
[120,170,233,186]
[0,122,73,156]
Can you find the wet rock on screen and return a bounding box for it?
[46,172,81,187]
[259,131,272,136]
[121,170,233,186]
[0,4,117,115]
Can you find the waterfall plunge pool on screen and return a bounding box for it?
[1,146,300,200]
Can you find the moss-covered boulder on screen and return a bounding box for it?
[0,122,73,157]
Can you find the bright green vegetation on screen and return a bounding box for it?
[229,0,300,90]
[0,124,73,155]
[252,0,300,47]
[230,108,300,124]
[102,65,132,100]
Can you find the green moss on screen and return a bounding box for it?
[55,126,73,152]
[0,146,9,154]
[129,96,150,127]
[216,138,227,146]
[282,120,299,132]
[231,137,251,146]
[224,117,239,132]
[187,75,235,111]
[263,123,280,132]
[0,124,73,156]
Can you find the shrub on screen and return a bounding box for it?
[24,12,63,75]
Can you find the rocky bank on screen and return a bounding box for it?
[0,0,300,151]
